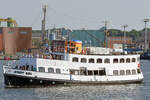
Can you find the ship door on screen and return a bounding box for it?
[80,67,87,75]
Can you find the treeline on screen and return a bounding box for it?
[108,28,146,41]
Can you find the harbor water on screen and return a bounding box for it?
[0,60,150,100]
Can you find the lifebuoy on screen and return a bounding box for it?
[138,64,140,68]
[82,49,86,54]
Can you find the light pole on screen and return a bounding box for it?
[144,19,149,52]
[41,5,48,44]
[122,25,128,49]
[102,20,109,47]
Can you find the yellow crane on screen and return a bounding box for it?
[0,18,18,27]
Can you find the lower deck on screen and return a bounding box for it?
[3,66,144,87]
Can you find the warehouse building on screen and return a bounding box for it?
[0,27,32,54]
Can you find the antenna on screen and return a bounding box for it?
[143,19,149,52]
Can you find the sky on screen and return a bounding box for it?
[0,0,150,30]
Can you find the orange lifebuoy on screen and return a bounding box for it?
[82,49,86,54]
[138,64,140,68]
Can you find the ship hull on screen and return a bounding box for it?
[4,74,143,88]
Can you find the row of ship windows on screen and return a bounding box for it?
[38,67,141,76]
[113,69,141,76]
[72,57,138,63]
[38,67,61,74]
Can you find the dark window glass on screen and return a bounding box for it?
[126,58,130,63]
[104,58,110,63]
[88,71,93,75]
[99,70,106,75]
[120,70,125,75]
[39,67,45,72]
[72,57,78,62]
[120,58,125,63]
[81,58,87,63]
[113,70,118,75]
[89,58,95,63]
[113,58,118,63]
[48,68,54,73]
[126,70,131,75]
[56,68,61,74]
[132,69,136,75]
[132,58,136,62]
[94,70,99,75]
[97,58,102,63]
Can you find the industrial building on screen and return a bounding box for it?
[47,27,105,47]
[107,37,132,49]
[0,27,32,54]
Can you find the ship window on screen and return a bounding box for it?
[137,69,141,74]
[132,58,136,62]
[94,70,99,75]
[126,70,131,75]
[132,69,136,75]
[38,67,45,72]
[113,70,118,75]
[70,70,79,75]
[72,57,78,62]
[126,58,130,63]
[99,70,106,75]
[120,58,125,63]
[89,58,95,63]
[120,70,125,75]
[56,68,61,74]
[81,58,87,63]
[104,58,110,63]
[97,58,102,63]
[75,70,79,75]
[70,70,75,75]
[88,70,93,75]
[113,58,118,63]
[48,68,54,73]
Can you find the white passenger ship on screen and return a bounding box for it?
[3,40,144,87]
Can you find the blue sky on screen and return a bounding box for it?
[0,0,150,30]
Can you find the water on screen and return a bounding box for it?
[0,60,150,100]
